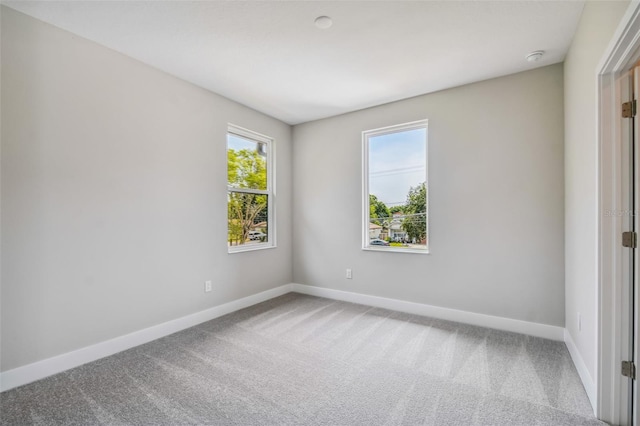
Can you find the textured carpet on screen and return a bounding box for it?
[1,292,605,425]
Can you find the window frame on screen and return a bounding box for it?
[227,123,276,253]
[362,119,429,254]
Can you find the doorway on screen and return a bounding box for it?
[598,5,640,424]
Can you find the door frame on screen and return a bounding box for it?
[598,2,640,423]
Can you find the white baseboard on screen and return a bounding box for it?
[291,283,565,341]
[564,329,596,414]
[1,282,580,401]
[0,284,294,392]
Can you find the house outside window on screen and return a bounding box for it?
[362,120,428,253]
[227,124,275,253]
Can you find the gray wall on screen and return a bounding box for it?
[292,65,565,326]
[564,1,629,383]
[1,4,577,374]
[1,7,292,371]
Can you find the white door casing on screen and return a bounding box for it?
[598,3,640,424]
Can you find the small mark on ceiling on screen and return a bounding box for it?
[314,16,333,30]
[526,50,545,63]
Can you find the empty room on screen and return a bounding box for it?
[1,0,639,425]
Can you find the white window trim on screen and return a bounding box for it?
[227,123,276,253]
[362,119,429,254]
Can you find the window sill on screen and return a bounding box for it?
[362,246,429,254]
[228,244,277,254]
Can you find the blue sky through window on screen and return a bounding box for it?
[228,134,256,151]
[369,128,426,206]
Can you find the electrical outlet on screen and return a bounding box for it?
[577,312,581,332]
[205,280,212,293]
[346,268,352,279]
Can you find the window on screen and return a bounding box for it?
[227,124,274,252]
[363,120,428,253]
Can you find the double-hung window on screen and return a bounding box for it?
[227,124,274,252]
[363,120,428,253]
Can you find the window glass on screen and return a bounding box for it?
[227,125,274,252]
[363,121,428,252]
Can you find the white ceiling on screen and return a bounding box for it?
[3,1,585,125]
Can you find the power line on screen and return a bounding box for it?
[369,165,425,177]
[370,212,426,219]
